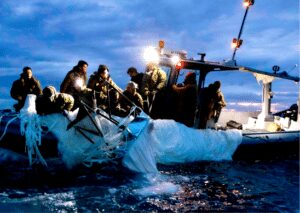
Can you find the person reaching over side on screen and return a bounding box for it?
[87,64,125,116]
[36,86,74,115]
[119,81,144,116]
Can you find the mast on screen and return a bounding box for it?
[231,0,255,61]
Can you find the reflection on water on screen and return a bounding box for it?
[0,160,298,212]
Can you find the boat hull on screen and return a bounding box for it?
[233,131,299,160]
[0,110,299,165]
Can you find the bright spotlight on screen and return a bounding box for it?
[143,46,159,64]
[171,55,180,65]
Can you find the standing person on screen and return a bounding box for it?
[197,84,215,129]
[60,60,90,109]
[141,62,167,118]
[172,72,197,127]
[10,66,42,112]
[127,67,144,94]
[87,64,124,115]
[119,81,144,116]
[211,81,226,123]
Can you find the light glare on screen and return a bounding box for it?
[171,55,180,64]
[143,46,159,64]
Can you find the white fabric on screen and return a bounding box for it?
[123,119,242,173]
[20,95,47,166]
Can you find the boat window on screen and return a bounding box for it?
[175,69,199,85]
[160,66,172,79]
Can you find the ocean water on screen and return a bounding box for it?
[0,159,298,212]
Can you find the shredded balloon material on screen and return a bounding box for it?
[19,95,47,167]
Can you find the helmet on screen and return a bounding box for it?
[97,64,109,74]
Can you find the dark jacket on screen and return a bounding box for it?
[10,74,42,111]
[172,83,197,127]
[60,66,87,97]
[87,72,122,110]
[120,90,144,113]
[36,93,74,115]
[131,73,144,94]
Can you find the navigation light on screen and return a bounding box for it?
[243,0,254,8]
[231,38,243,49]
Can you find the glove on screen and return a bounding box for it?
[151,90,157,96]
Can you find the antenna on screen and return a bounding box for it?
[231,0,255,61]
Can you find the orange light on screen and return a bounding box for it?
[243,0,254,8]
[243,1,250,7]
[231,38,238,49]
[158,40,165,49]
[176,61,182,68]
[231,38,243,49]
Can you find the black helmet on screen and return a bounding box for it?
[97,64,109,74]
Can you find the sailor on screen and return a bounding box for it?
[36,86,74,115]
[172,72,197,127]
[141,62,167,118]
[10,66,42,112]
[197,81,226,129]
[197,84,215,129]
[119,81,144,116]
[60,60,91,109]
[87,64,124,116]
[211,81,226,123]
[127,67,144,94]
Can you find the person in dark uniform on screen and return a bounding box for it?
[36,86,74,115]
[60,60,91,109]
[127,67,144,94]
[87,64,124,116]
[211,81,226,122]
[10,66,42,112]
[172,72,197,127]
[119,81,144,116]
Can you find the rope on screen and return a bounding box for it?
[0,115,18,141]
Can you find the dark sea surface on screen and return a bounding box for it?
[0,159,298,212]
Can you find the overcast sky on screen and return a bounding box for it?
[0,0,299,111]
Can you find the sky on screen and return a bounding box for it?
[0,0,299,112]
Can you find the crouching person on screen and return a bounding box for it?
[36,86,74,115]
[120,81,144,116]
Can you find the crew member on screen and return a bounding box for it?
[10,66,42,112]
[141,62,167,118]
[120,81,144,116]
[87,64,124,116]
[172,72,197,127]
[127,67,144,94]
[211,81,226,122]
[36,86,74,115]
[60,60,91,109]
